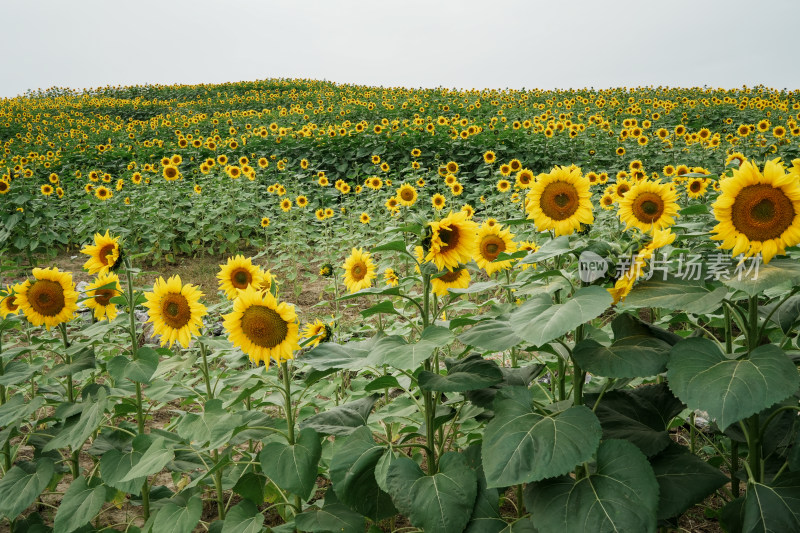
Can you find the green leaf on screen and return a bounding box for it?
[300,394,378,436]
[303,338,374,371]
[121,436,174,481]
[221,500,264,533]
[723,258,800,297]
[53,476,107,533]
[510,286,611,347]
[364,375,399,392]
[667,338,800,430]
[260,427,321,499]
[295,489,365,533]
[587,383,685,456]
[330,426,396,521]
[572,336,671,378]
[610,313,682,346]
[622,276,727,315]
[0,394,44,427]
[0,459,54,520]
[482,387,601,487]
[518,235,573,264]
[741,472,800,532]
[44,388,108,452]
[100,440,148,494]
[369,326,453,370]
[233,473,268,505]
[175,399,243,449]
[458,318,522,352]
[419,356,503,392]
[464,363,546,411]
[361,300,399,318]
[760,294,800,334]
[153,493,203,533]
[112,347,160,383]
[339,286,401,300]
[463,445,505,533]
[386,452,478,533]
[650,442,727,520]
[525,440,660,533]
[371,240,410,253]
[447,281,498,294]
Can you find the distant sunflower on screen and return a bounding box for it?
[397,184,418,206]
[360,212,371,224]
[430,267,470,297]
[525,166,594,236]
[432,193,446,210]
[384,268,399,287]
[296,195,308,208]
[218,255,266,299]
[499,164,512,176]
[0,283,24,318]
[509,159,522,172]
[17,268,79,329]
[483,151,496,164]
[342,248,377,293]
[617,180,680,232]
[41,184,54,196]
[163,165,181,181]
[686,178,709,199]
[425,211,478,271]
[450,182,464,196]
[609,229,675,304]
[475,222,517,275]
[223,285,299,366]
[411,148,421,157]
[497,179,511,193]
[261,217,270,228]
[711,158,800,263]
[84,272,121,321]
[95,186,112,201]
[446,161,459,173]
[515,169,534,189]
[324,207,334,218]
[143,275,207,348]
[81,230,121,276]
[319,263,334,277]
[0,181,9,195]
[600,193,616,210]
[315,208,326,221]
[280,199,292,212]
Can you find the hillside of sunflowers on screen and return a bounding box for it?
[1,78,800,532]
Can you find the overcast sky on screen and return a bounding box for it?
[1,0,798,99]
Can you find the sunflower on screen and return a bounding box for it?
[497,179,511,193]
[163,165,181,181]
[509,159,522,172]
[81,230,121,276]
[296,195,308,208]
[397,184,418,206]
[318,175,329,186]
[324,207,334,218]
[617,180,680,232]
[450,183,464,196]
[315,208,326,221]
[710,158,800,263]
[431,193,446,211]
[525,166,594,236]
[342,248,377,293]
[280,199,292,212]
[218,255,266,299]
[425,211,478,271]
[360,212,371,224]
[319,263,334,277]
[143,275,207,348]
[223,285,299,366]
[475,222,518,275]
[600,193,616,210]
[499,164,512,176]
[0,181,9,194]
[411,148,422,158]
[609,229,675,304]
[686,178,709,199]
[483,151,496,164]
[615,178,632,199]
[84,272,121,321]
[95,186,112,200]
[16,268,79,329]
[371,155,381,164]
[41,184,54,196]
[261,217,270,228]
[726,152,746,167]
[384,268,399,287]
[515,169,534,189]
[446,161,459,174]
[0,283,24,318]
[460,204,475,219]
[303,319,331,348]
[430,267,470,297]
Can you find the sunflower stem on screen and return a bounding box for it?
[58,323,73,403]
[280,361,302,514]
[0,334,11,473]
[200,342,213,400]
[730,439,740,498]
[421,273,437,474]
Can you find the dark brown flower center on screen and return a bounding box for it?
[28,279,65,317]
[540,181,580,221]
[730,184,795,241]
[632,192,665,223]
[161,293,191,329]
[241,305,288,348]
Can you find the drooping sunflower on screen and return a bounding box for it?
[524,166,594,236]
[81,230,122,276]
[303,319,331,348]
[218,255,266,299]
[425,211,478,271]
[16,268,79,329]
[223,285,299,366]
[84,272,121,321]
[617,180,680,232]
[397,184,418,207]
[710,158,800,263]
[475,222,518,275]
[143,275,207,348]
[430,267,470,297]
[342,248,377,293]
[0,283,24,318]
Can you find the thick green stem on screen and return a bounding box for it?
[730,440,740,498]
[723,304,733,354]
[745,415,762,483]
[557,358,566,402]
[747,295,759,353]
[421,273,437,473]
[281,362,302,513]
[572,324,585,406]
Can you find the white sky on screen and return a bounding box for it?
[1,0,798,98]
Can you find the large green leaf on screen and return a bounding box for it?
[464,363,546,411]
[760,294,800,334]
[649,442,727,520]
[303,340,373,371]
[152,493,203,533]
[741,472,800,532]
[0,459,54,520]
[44,388,108,452]
[100,441,147,494]
[622,276,727,315]
[385,452,478,533]
[107,347,159,384]
[510,286,611,347]
[53,476,107,533]
[0,394,44,427]
[419,355,503,392]
[369,326,453,370]
[330,426,396,521]
[723,258,800,297]
[667,338,800,430]
[482,386,601,487]
[174,398,243,449]
[587,383,685,456]
[295,489,365,533]
[610,312,682,346]
[260,427,321,499]
[300,394,378,436]
[221,500,264,533]
[121,436,174,481]
[457,318,522,352]
[573,336,671,378]
[517,235,573,264]
[525,440,660,533]
[463,445,505,533]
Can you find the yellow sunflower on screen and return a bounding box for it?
[360,212,371,224]
[218,255,266,300]
[17,268,79,329]
[524,166,594,236]
[617,180,680,232]
[143,275,207,348]
[342,248,377,293]
[600,193,616,211]
[280,199,292,212]
[430,267,470,297]
[0,283,24,318]
[425,211,478,271]
[303,319,331,348]
[397,184,418,207]
[711,158,800,263]
[84,272,121,321]
[608,229,676,304]
[384,268,399,287]
[483,151,496,164]
[475,222,518,275]
[223,285,299,366]
[432,193,446,211]
[685,178,709,199]
[81,230,121,276]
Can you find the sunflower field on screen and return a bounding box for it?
[1,79,800,533]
